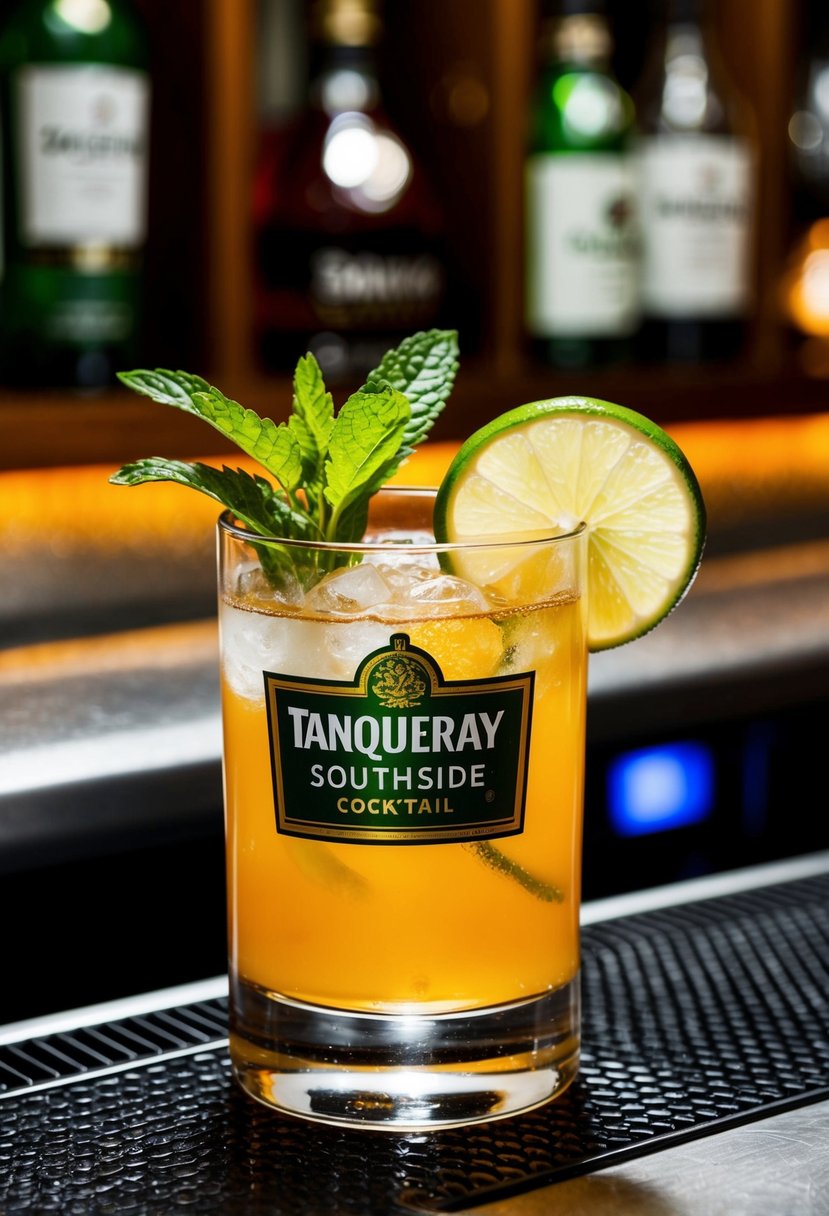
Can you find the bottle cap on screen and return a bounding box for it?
[544,0,608,15]
[542,9,612,62]
[312,0,381,47]
[665,0,702,21]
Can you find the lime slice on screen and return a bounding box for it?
[433,396,706,651]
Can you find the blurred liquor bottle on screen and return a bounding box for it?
[779,7,829,369]
[524,0,639,370]
[635,0,755,363]
[0,0,150,389]
[252,0,447,384]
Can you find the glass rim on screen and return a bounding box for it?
[217,487,587,555]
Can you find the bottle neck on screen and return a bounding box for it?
[652,11,731,131]
[664,23,706,62]
[665,0,703,21]
[307,0,382,114]
[309,42,380,115]
[661,0,720,74]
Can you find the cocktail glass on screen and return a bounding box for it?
[218,486,587,1130]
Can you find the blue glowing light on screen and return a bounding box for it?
[607,742,715,837]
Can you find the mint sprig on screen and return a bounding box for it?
[111,329,459,585]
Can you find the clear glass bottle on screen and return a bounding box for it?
[0,0,150,388]
[524,0,639,370]
[788,7,829,219]
[252,0,446,384]
[635,0,755,363]
[780,8,829,368]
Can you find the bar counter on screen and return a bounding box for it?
[0,854,827,1214]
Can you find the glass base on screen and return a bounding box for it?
[229,973,580,1130]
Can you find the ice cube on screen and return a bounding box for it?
[220,602,336,700]
[236,562,304,609]
[326,619,396,678]
[365,542,441,582]
[304,563,393,615]
[406,573,491,615]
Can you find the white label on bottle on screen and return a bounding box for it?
[525,153,639,336]
[638,135,752,317]
[17,65,149,247]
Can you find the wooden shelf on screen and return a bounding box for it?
[3,357,829,472]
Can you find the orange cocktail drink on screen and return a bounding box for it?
[218,487,587,1129]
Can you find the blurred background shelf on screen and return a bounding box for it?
[5,360,829,471]
[0,0,826,470]
[194,0,806,397]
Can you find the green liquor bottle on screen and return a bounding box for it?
[0,0,150,388]
[524,0,639,369]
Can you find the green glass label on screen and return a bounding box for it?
[264,633,534,845]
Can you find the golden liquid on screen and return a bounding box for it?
[221,594,587,1014]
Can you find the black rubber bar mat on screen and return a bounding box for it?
[0,872,827,1215]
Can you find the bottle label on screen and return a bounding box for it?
[16,65,150,247]
[310,246,444,324]
[256,226,446,378]
[525,153,640,336]
[639,135,753,316]
[264,633,534,845]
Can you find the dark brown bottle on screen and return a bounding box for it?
[252,0,446,384]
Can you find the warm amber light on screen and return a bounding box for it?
[782,219,829,337]
[4,426,829,568]
[0,444,462,564]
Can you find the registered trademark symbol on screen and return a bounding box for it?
[485,789,495,803]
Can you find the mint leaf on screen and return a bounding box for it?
[363,328,459,453]
[288,353,335,493]
[109,458,313,539]
[118,370,303,492]
[190,392,303,492]
[323,387,411,536]
[117,368,213,406]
